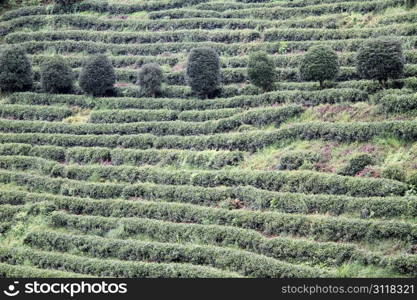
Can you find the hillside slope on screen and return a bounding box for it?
[0,0,417,278]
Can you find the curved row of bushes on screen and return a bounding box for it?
[3,178,417,217]
[0,246,239,278]
[0,104,72,121]
[149,0,404,20]
[15,38,417,56]
[46,196,417,243]
[2,119,417,150]
[0,162,407,197]
[0,143,244,169]
[25,230,328,278]
[0,107,303,136]
[6,89,367,111]
[0,262,89,278]
[1,0,208,21]
[49,211,417,276]
[0,14,352,37]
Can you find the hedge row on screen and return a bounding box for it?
[24,231,328,278]
[6,29,261,44]
[28,64,416,86]
[0,14,345,37]
[88,105,303,126]
[0,246,239,278]
[16,38,417,56]
[4,179,416,219]
[11,23,417,45]
[0,262,90,278]
[0,104,72,121]
[47,196,417,243]
[0,143,244,169]
[1,0,208,21]
[47,211,383,269]
[2,119,417,151]
[216,0,390,9]
[7,89,368,111]
[264,23,417,42]
[0,107,303,136]
[0,161,407,197]
[379,93,417,113]
[0,204,25,222]
[149,0,404,20]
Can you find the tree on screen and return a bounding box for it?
[356,38,404,88]
[185,47,221,99]
[247,51,276,92]
[137,63,163,97]
[0,45,33,93]
[40,55,74,94]
[299,45,339,88]
[79,55,115,96]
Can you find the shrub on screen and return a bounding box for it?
[299,45,339,88]
[338,153,375,176]
[137,63,163,97]
[356,38,405,88]
[40,55,74,94]
[382,164,406,182]
[185,47,221,98]
[277,151,319,170]
[79,55,115,96]
[247,51,276,92]
[0,46,33,92]
[407,171,417,188]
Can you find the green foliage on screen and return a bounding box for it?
[40,55,74,94]
[0,46,33,92]
[0,246,236,278]
[24,230,325,278]
[79,55,115,97]
[338,153,375,176]
[299,45,339,88]
[247,51,276,91]
[356,38,405,87]
[0,161,407,198]
[137,63,163,97]
[382,164,406,182]
[407,171,417,188]
[186,47,221,98]
[277,151,319,171]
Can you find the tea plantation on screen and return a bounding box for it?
[1,0,417,278]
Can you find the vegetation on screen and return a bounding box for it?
[137,63,163,97]
[1,0,417,279]
[185,47,221,99]
[248,51,276,92]
[0,45,32,92]
[79,55,115,96]
[299,45,339,88]
[40,55,74,94]
[356,38,405,88]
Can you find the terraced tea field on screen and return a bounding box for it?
[1,0,417,278]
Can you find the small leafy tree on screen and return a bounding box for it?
[185,47,221,99]
[79,55,115,96]
[356,38,404,88]
[40,55,74,94]
[299,45,339,88]
[137,63,163,97]
[0,45,33,93]
[247,51,276,92]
